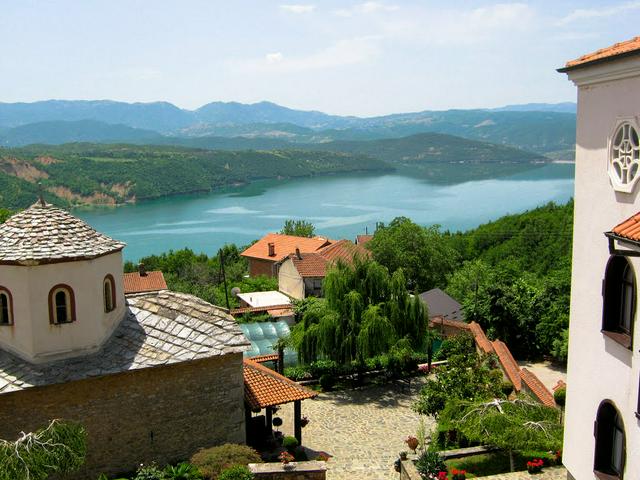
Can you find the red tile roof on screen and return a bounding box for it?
[230,304,292,316]
[243,359,318,409]
[468,322,494,354]
[609,211,640,243]
[289,239,371,278]
[123,271,167,294]
[241,233,331,262]
[356,234,373,245]
[521,368,556,407]
[492,340,522,392]
[562,36,640,71]
[249,353,280,364]
[429,316,470,331]
[553,380,566,392]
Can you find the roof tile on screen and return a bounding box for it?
[563,36,640,70]
[492,340,522,391]
[289,239,371,277]
[468,322,494,354]
[521,368,556,407]
[611,211,640,242]
[243,359,317,409]
[241,233,331,262]
[123,271,168,294]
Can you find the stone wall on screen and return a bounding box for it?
[0,352,245,479]
[249,461,326,480]
[400,460,422,480]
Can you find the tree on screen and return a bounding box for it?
[281,219,315,238]
[0,419,86,480]
[439,396,563,471]
[367,217,458,291]
[0,208,12,224]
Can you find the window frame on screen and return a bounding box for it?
[103,274,116,313]
[594,400,626,480]
[602,256,636,349]
[48,284,76,325]
[0,286,13,326]
[608,119,640,193]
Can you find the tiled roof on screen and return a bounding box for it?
[230,304,292,316]
[289,239,371,278]
[521,368,556,407]
[267,308,294,317]
[553,380,566,392]
[562,36,640,71]
[356,234,373,245]
[609,211,640,243]
[492,340,522,392]
[123,271,168,294]
[243,358,317,409]
[0,291,250,394]
[429,316,470,331]
[0,202,125,265]
[468,322,494,354]
[241,233,331,262]
[419,288,463,321]
[250,353,280,364]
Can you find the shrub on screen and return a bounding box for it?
[164,462,203,480]
[500,380,514,397]
[309,359,338,378]
[554,387,566,407]
[415,451,447,479]
[282,436,299,451]
[217,465,254,480]
[294,446,308,461]
[190,444,261,480]
[134,464,166,480]
[319,374,335,391]
[284,366,311,381]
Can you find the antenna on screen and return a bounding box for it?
[37,182,45,206]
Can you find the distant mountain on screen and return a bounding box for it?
[0,100,576,157]
[0,120,163,147]
[491,102,576,113]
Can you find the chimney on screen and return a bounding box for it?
[295,247,302,260]
[138,263,147,277]
[268,242,275,257]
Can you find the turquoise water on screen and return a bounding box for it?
[75,163,575,262]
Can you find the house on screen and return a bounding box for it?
[418,288,463,321]
[123,263,167,294]
[278,239,371,299]
[559,36,640,479]
[355,234,373,246]
[236,290,292,309]
[0,201,250,478]
[240,233,332,277]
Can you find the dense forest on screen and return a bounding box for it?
[0,143,389,209]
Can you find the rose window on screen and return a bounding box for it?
[610,122,640,192]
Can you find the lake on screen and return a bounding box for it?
[75,163,575,262]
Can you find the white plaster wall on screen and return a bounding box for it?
[278,259,305,300]
[0,252,126,363]
[564,57,640,480]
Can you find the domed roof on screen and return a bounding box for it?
[0,202,126,265]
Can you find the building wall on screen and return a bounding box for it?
[303,278,323,298]
[0,252,126,363]
[249,258,277,277]
[278,259,305,299]
[564,56,640,480]
[0,352,245,479]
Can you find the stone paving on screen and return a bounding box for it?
[475,466,567,480]
[279,377,431,480]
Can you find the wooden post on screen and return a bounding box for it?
[294,400,302,444]
[266,407,273,435]
[245,406,252,445]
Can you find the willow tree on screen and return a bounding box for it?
[440,396,563,471]
[0,419,86,480]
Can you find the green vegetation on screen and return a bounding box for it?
[217,465,254,480]
[189,444,261,480]
[0,143,390,209]
[280,219,315,237]
[0,419,86,480]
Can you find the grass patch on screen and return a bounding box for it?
[445,452,528,478]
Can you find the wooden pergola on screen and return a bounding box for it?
[243,358,317,444]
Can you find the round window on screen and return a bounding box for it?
[610,122,640,192]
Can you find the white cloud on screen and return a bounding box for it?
[333,2,399,17]
[558,1,640,25]
[279,4,316,14]
[232,36,381,73]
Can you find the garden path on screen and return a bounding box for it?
[474,466,567,479]
[280,377,431,480]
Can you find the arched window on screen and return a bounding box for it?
[602,256,636,348]
[0,287,13,326]
[103,274,116,313]
[594,401,626,478]
[48,284,75,325]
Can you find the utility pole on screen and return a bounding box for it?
[219,248,230,310]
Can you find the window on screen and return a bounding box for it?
[48,284,75,325]
[609,122,640,193]
[602,256,635,348]
[103,274,116,313]
[594,401,626,479]
[0,287,13,326]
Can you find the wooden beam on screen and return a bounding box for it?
[294,400,302,444]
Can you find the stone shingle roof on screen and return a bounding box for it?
[243,358,317,409]
[0,291,250,394]
[0,202,126,265]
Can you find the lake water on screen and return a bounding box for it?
[75,163,575,262]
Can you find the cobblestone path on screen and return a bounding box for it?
[475,466,567,480]
[280,378,432,480]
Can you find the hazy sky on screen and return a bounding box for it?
[1,1,639,116]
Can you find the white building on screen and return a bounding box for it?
[560,37,640,480]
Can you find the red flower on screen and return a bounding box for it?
[438,471,447,480]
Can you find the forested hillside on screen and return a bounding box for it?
[0,143,390,209]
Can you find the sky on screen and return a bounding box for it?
[1,1,639,116]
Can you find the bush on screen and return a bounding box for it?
[319,374,335,391]
[309,359,338,378]
[282,436,299,451]
[164,462,203,480]
[190,444,261,480]
[284,366,311,381]
[554,387,566,407]
[217,465,254,480]
[500,380,514,397]
[134,464,166,480]
[415,451,447,479]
